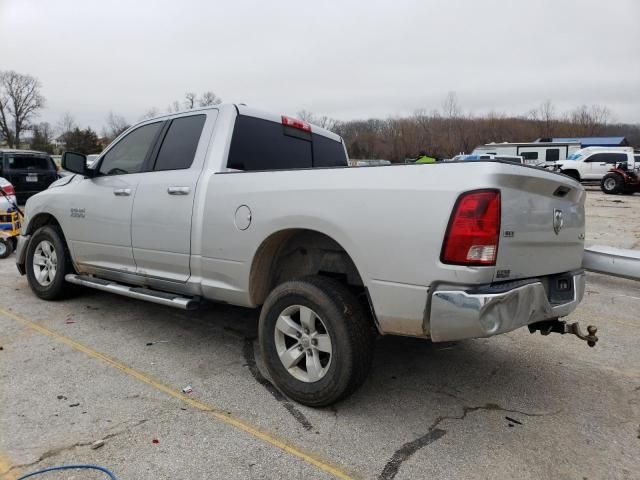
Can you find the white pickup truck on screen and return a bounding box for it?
[16,104,593,406]
[554,146,636,182]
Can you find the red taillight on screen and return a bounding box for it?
[1,184,15,196]
[281,115,311,132]
[441,190,501,266]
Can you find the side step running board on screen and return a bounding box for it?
[65,274,199,310]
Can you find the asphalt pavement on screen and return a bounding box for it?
[0,190,638,480]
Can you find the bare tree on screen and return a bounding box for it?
[570,104,611,135]
[294,110,338,130]
[199,91,222,107]
[55,112,77,145]
[105,111,130,139]
[296,109,315,122]
[184,92,197,109]
[57,112,76,133]
[528,100,556,138]
[442,91,461,119]
[0,70,45,147]
[141,107,161,120]
[167,101,181,113]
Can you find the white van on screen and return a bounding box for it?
[472,142,581,165]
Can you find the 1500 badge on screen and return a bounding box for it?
[70,208,86,218]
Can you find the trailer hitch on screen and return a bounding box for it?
[528,320,598,347]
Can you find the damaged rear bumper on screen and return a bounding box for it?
[429,270,585,342]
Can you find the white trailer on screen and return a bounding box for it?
[472,142,581,165]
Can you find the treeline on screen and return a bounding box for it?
[303,96,640,161]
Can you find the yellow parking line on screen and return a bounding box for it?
[0,306,353,480]
[0,452,21,480]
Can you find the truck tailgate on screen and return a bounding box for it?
[493,167,585,282]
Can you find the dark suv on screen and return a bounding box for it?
[0,149,59,204]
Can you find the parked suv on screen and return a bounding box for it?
[553,147,634,182]
[0,149,58,204]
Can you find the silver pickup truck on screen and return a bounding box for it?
[16,104,590,406]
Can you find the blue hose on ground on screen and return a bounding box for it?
[17,464,117,479]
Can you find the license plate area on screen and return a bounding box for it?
[26,175,38,183]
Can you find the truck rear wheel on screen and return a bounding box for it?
[26,226,77,300]
[601,173,624,194]
[259,276,375,407]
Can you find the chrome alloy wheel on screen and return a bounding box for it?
[274,305,333,382]
[32,240,57,286]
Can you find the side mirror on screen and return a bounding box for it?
[61,151,92,177]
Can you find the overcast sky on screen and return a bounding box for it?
[2,0,639,133]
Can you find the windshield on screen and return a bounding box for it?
[566,152,583,161]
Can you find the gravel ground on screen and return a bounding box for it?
[0,189,638,480]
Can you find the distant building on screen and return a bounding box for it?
[534,137,629,148]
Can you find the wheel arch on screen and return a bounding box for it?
[248,228,367,307]
[560,169,581,181]
[24,212,62,235]
[22,212,75,268]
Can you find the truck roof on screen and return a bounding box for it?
[141,104,343,143]
[0,149,51,155]
[572,146,633,154]
[478,141,582,148]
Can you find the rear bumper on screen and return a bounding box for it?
[429,270,585,342]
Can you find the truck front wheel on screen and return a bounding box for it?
[561,170,580,182]
[601,173,624,194]
[259,276,375,407]
[26,226,77,300]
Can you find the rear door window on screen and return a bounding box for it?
[227,115,346,171]
[605,153,627,164]
[228,116,312,170]
[586,153,626,164]
[153,115,206,171]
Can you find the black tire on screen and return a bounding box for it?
[600,173,624,194]
[259,276,375,407]
[0,238,13,259]
[25,225,77,300]
[562,170,580,181]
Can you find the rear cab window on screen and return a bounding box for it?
[227,115,347,171]
[5,154,56,171]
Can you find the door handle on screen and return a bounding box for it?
[599,163,607,166]
[167,186,191,195]
[113,188,132,196]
